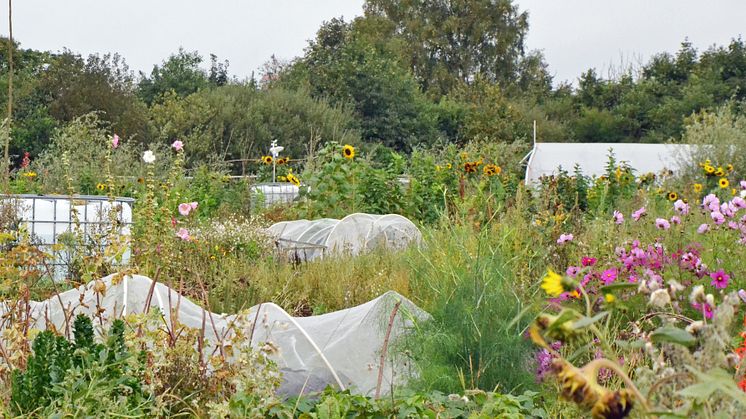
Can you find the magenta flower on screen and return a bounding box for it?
[581,257,597,267]
[655,218,670,230]
[710,269,731,289]
[178,202,192,216]
[631,207,646,221]
[673,199,689,215]
[171,140,184,151]
[557,233,573,245]
[691,302,714,319]
[711,211,725,225]
[176,228,191,241]
[697,223,710,234]
[601,268,617,285]
[612,210,624,224]
[112,134,120,149]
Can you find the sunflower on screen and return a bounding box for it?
[446,163,452,170]
[261,155,273,165]
[715,167,725,177]
[719,178,730,189]
[96,183,106,191]
[276,157,289,165]
[667,191,678,201]
[342,144,355,159]
[483,164,500,176]
[463,162,477,173]
[704,165,715,175]
[727,163,734,172]
[733,188,738,196]
[540,269,566,297]
[286,173,301,187]
[693,183,703,193]
[137,177,144,184]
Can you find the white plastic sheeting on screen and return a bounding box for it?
[267,213,422,261]
[524,142,694,186]
[11,274,426,396]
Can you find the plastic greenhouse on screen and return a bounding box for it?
[266,213,422,261]
[524,142,695,186]
[4,274,427,396]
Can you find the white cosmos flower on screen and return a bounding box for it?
[143,150,156,164]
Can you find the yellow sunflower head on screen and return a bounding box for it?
[541,269,565,297]
[719,178,730,189]
[715,167,725,177]
[727,163,734,172]
[732,188,738,196]
[667,192,678,201]
[96,183,106,191]
[342,144,355,159]
[286,173,301,187]
[693,183,703,193]
[261,155,273,165]
[446,163,452,170]
[277,157,289,165]
[705,165,715,174]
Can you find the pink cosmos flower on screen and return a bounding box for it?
[732,196,746,209]
[741,180,746,190]
[178,203,192,216]
[612,210,624,224]
[172,140,184,151]
[557,233,573,245]
[176,228,191,241]
[697,223,710,234]
[710,269,731,289]
[729,221,740,230]
[190,202,198,210]
[670,216,681,225]
[566,266,580,277]
[703,194,719,208]
[112,134,120,149]
[655,218,670,230]
[581,257,597,267]
[691,302,714,319]
[631,207,646,221]
[601,268,617,285]
[673,199,689,215]
[711,211,725,225]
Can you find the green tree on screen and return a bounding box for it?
[138,49,228,105]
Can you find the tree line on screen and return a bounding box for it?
[1,0,745,169]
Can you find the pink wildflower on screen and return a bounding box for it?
[178,203,192,216]
[190,201,198,210]
[670,216,681,225]
[697,223,710,234]
[612,210,624,224]
[557,233,573,245]
[655,218,670,230]
[176,228,191,241]
[710,269,731,289]
[581,257,597,267]
[171,140,184,151]
[741,180,746,190]
[711,211,726,225]
[738,289,746,303]
[601,268,617,285]
[566,266,580,277]
[112,134,120,149]
[691,302,714,319]
[673,199,689,215]
[631,207,646,221]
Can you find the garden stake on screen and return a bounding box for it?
[375,299,401,399]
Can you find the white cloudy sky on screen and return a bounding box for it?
[2,0,745,85]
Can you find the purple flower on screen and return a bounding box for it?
[703,194,719,208]
[738,289,746,304]
[581,257,597,267]
[732,196,746,209]
[691,302,713,319]
[655,218,671,230]
[557,233,574,245]
[566,266,580,277]
[632,207,646,221]
[697,223,710,234]
[613,210,624,224]
[710,269,731,289]
[673,199,689,215]
[670,216,681,225]
[601,268,617,285]
[711,211,725,225]
[741,180,746,190]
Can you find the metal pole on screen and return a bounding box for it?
[4,0,13,176]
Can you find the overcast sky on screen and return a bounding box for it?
[2,0,745,86]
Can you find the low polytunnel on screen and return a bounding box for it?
[3,274,427,396]
[266,213,422,261]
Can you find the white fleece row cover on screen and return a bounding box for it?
[8,274,426,396]
[524,142,695,185]
[267,213,422,261]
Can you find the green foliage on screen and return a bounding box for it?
[10,314,151,416]
[137,48,225,105]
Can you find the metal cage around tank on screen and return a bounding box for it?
[0,194,135,279]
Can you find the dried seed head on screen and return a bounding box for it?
[591,389,635,419]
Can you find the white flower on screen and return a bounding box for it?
[143,150,156,164]
[649,289,671,308]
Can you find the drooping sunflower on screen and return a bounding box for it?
[727,163,734,172]
[261,155,273,165]
[693,183,703,193]
[286,173,301,187]
[715,167,726,177]
[342,144,355,159]
[667,191,678,201]
[719,178,730,189]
